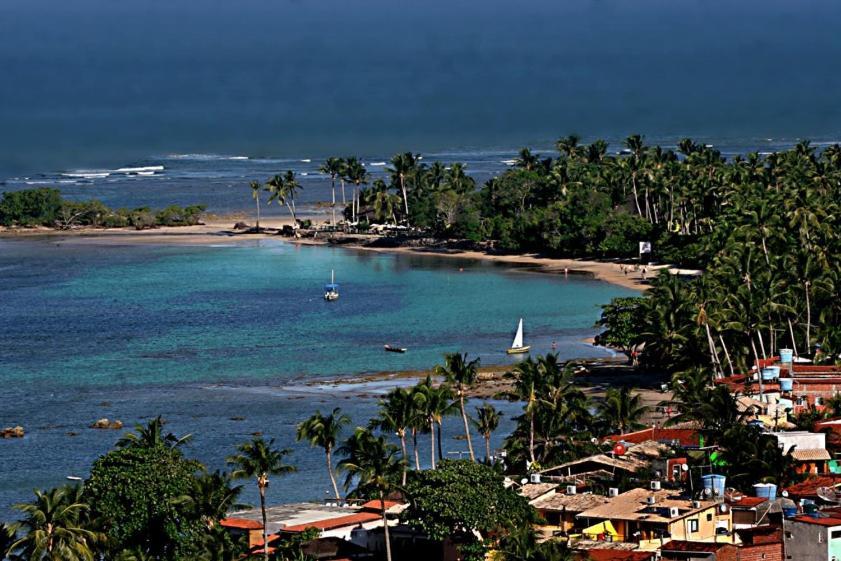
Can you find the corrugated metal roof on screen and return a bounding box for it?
[790,448,831,461]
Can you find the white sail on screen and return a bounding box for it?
[512,318,524,349]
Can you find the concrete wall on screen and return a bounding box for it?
[784,519,832,561]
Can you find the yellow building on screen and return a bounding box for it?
[576,488,732,551]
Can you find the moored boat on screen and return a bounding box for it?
[384,344,407,353]
[506,318,531,354]
[324,270,339,301]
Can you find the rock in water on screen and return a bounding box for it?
[91,418,110,429]
[1,426,24,438]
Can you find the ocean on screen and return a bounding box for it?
[0,238,635,518]
[2,0,841,182]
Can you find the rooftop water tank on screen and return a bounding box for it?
[761,366,780,381]
[702,474,726,497]
[753,483,778,501]
[780,349,794,364]
[780,378,793,392]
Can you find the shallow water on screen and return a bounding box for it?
[0,239,634,518]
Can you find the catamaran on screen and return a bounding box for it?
[324,270,339,301]
[506,318,531,354]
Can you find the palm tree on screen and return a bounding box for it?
[434,352,480,461]
[472,403,501,462]
[249,180,263,231]
[319,157,344,225]
[507,357,542,467]
[337,428,404,561]
[343,158,368,223]
[227,437,296,561]
[1,523,15,560]
[173,471,245,531]
[388,152,420,224]
[415,377,456,467]
[8,486,102,561]
[266,171,303,226]
[296,408,351,501]
[599,386,649,434]
[370,387,418,484]
[116,416,192,449]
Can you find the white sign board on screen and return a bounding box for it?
[639,241,652,254]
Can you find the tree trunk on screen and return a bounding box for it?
[437,421,443,462]
[399,431,408,486]
[704,323,721,378]
[485,434,492,462]
[256,195,261,231]
[430,419,436,469]
[381,492,393,561]
[788,318,800,357]
[412,428,420,470]
[805,281,812,355]
[326,447,340,501]
[340,179,346,206]
[400,174,410,225]
[331,176,337,225]
[528,406,536,466]
[631,174,643,217]
[459,394,475,461]
[259,484,269,561]
[286,202,297,226]
[719,334,735,376]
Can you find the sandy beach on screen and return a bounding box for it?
[0,217,655,292]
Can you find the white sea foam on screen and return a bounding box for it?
[500,159,517,166]
[300,158,311,163]
[229,156,249,160]
[115,165,164,174]
[62,171,111,179]
[369,161,386,166]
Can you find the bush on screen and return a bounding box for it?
[0,188,62,226]
[84,446,204,560]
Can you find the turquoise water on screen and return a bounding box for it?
[0,239,633,387]
[0,239,633,519]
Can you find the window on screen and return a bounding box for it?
[832,530,841,539]
[785,531,793,539]
[706,513,713,522]
[688,519,699,533]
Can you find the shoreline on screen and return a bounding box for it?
[0,218,654,292]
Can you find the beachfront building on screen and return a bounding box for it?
[576,488,732,550]
[783,514,841,561]
[539,441,671,485]
[531,488,611,535]
[221,500,404,552]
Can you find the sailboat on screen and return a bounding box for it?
[506,318,531,354]
[324,270,339,301]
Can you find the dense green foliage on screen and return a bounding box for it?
[84,446,205,559]
[584,140,841,374]
[0,188,205,229]
[403,460,535,561]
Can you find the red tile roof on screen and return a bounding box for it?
[784,475,841,499]
[282,511,382,533]
[604,428,700,447]
[359,499,401,511]
[220,517,263,530]
[661,540,728,552]
[727,496,768,508]
[577,550,655,561]
[790,515,841,527]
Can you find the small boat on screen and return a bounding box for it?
[384,344,407,353]
[506,318,531,354]
[324,270,339,301]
